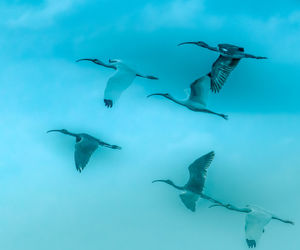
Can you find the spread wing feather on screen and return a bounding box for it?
[74,137,99,172]
[211,56,240,93]
[185,151,215,194]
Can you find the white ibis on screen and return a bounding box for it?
[47,129,121,172]
[152,151,226,212]
[148,74,228,119]
[76,58,158,108]
[210,203,294,248]
[178,41,267,93]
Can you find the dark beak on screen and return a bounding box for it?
[178,41,198,46]
[47,129,61,133]
[152,179,165,183]
[147,93,167,98]
[76,58,94,63]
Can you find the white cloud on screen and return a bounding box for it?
[8,0,82,28]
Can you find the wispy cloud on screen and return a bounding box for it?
[138,0,205,30]
[8,0,82,28]
[239,11,300,62]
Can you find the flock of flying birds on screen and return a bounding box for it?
[47,41,294,248]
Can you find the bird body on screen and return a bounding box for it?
[148,74,228,119]
[152,151,226,212]
[178,41,267,93]
[210,203,294,248]
[47,129,121,172]
[76,58,158,108]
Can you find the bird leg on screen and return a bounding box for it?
[136,74,159,80]
[200,194,227,206]
[272,216,294,225]
[209,203,251,213]
[243,53,268,59]
[200,109,228,120]
[98,140,122,150]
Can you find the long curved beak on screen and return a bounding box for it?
[76,58,93,63]
[47,129,61,133]
[152,179,166,183]
[178,41,198,46]
[147,93,166,98]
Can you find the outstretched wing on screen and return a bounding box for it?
[245,211,272,248]
[179,192,199,212]
[211,55,240,93]
[74,137,99,172]
[189,75,210,106]
[185,151,215,194]
[104,67,136,107]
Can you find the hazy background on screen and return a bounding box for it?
[0,0,299,249]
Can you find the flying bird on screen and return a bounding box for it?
[210,203,294,248]
[76,58,158,108]
[147,74,228,119]
[47,129,121,172]
[152,151,226,212]
[178,41,267,93]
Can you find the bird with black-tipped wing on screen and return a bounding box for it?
[47,129,121,172]
[76,58,158,108]
[153,151,226,212]
[210,203,294,248]
[178,41,267,93]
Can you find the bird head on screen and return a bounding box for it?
[76,58,100,63]
[109,59,121,64]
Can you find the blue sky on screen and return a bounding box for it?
[0,1,299,250]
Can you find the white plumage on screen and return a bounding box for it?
[210,203,294,248]
[76,58,158,108]
[104,60,137,107]
[245,206,273,248]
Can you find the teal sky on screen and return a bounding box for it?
[0,1,299,250]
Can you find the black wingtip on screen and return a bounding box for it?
[104,99,113,108]
[246,239,256,248]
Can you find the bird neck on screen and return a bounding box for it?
[163,180,184,191]
[60,130,81,141]
[164,95,186,107]
[62,130,78,137]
